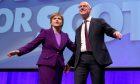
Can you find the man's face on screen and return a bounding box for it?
[79,2,91,16]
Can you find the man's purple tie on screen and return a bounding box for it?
[84,20,92,51]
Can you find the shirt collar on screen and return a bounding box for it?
[82,16,92,23]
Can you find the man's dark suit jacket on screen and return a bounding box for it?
[17,28,75,67]
[68,18,117,69]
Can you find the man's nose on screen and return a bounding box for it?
[80,8,85,11]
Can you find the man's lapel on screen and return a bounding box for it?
[77,25,82,47]
[89,18,95,41]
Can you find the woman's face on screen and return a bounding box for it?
[51,15,63,28]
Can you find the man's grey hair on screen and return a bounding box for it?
[80,1,92,9]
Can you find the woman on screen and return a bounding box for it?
[7,12,75,84]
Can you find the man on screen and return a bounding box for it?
[68,1,122,84]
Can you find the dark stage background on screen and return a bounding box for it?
[1,69,140,84]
